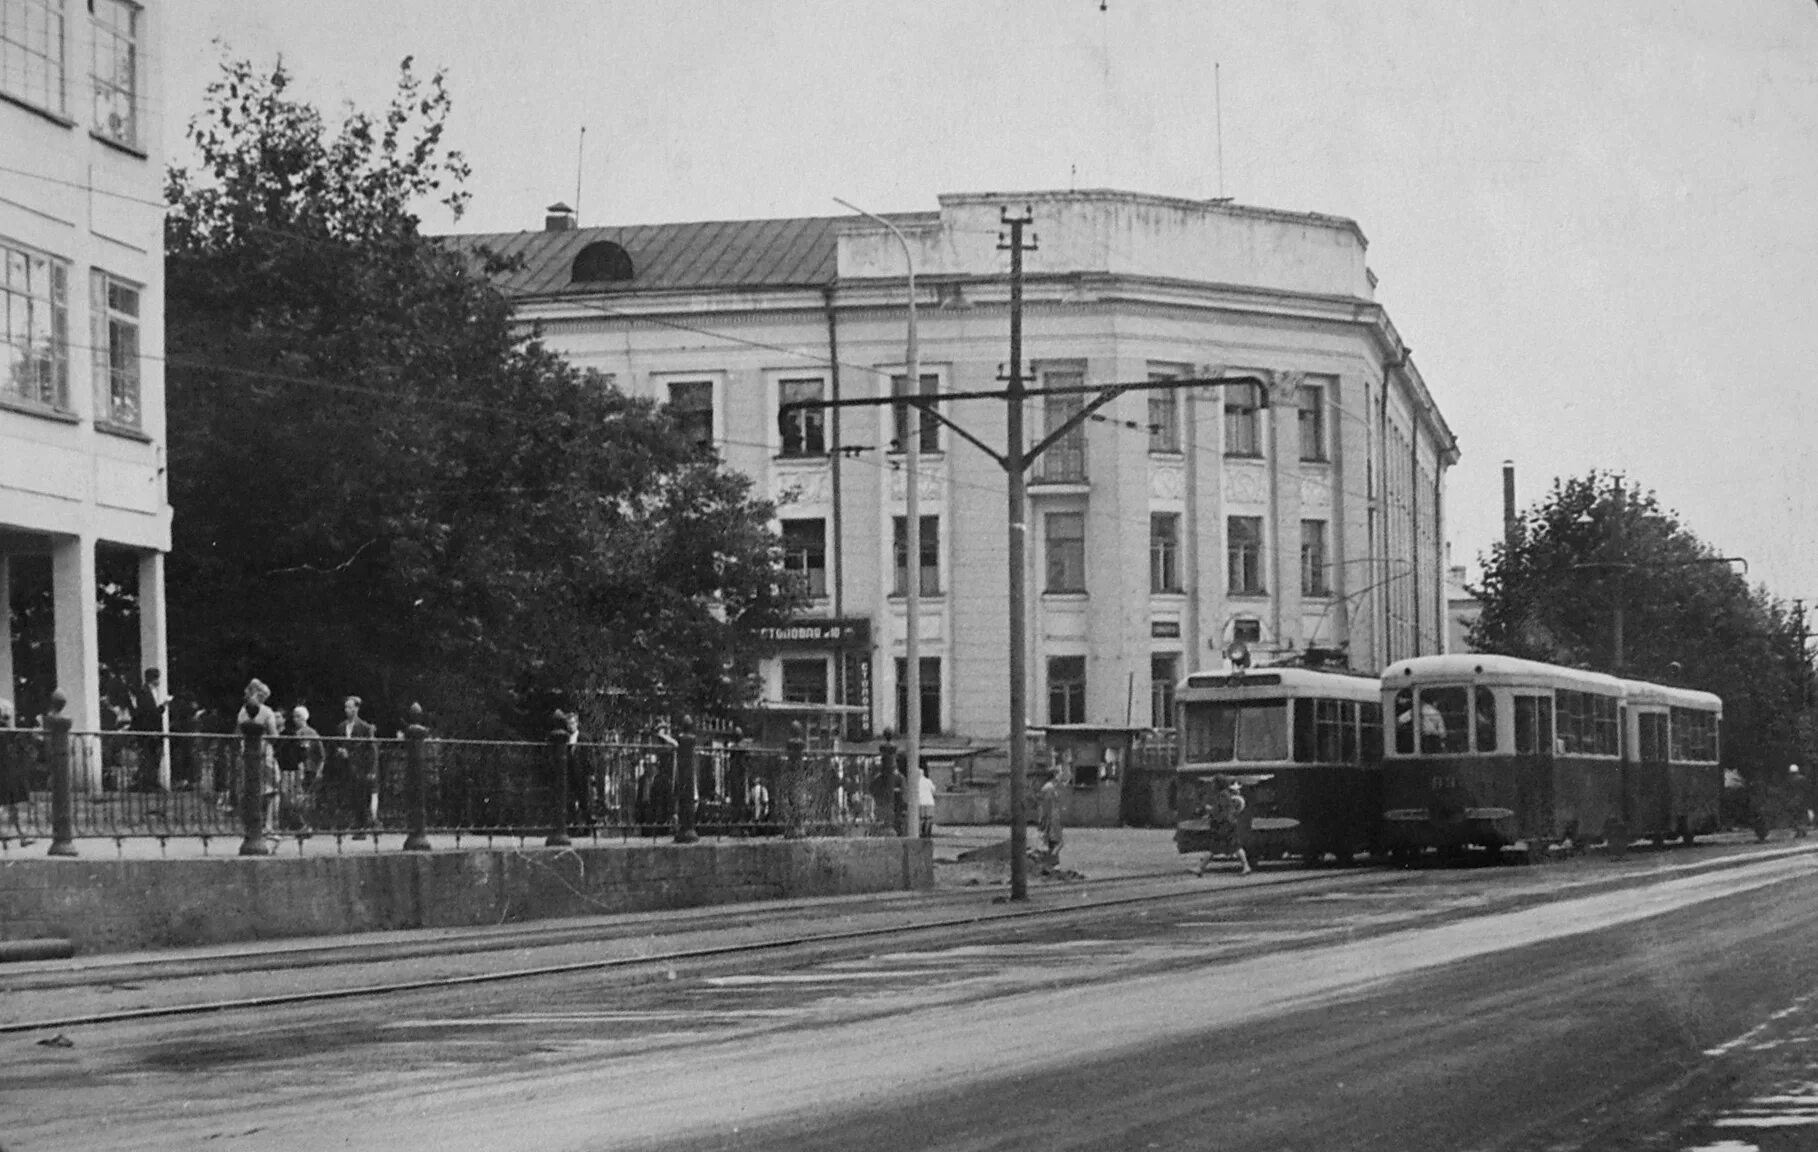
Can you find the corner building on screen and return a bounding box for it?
[1,0,168,754]
[453,190,1457,744]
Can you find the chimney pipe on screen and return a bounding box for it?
[1502,460,1517,541]
[545,202,576,232]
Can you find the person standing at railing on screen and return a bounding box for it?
[330,697,378,838]
[0,699,35,846]
[283,705,325,832]
[237,679,283,837]
[128,668,168,791]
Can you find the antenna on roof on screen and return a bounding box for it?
[575,126,587,228]
[1215,62,1225,200]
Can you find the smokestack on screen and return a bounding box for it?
[1502,460,1517,541]
[544,202,576,232]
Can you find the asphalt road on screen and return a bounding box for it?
[4,846,1816,1151]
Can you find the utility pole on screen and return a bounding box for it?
[1001,207,1034,901]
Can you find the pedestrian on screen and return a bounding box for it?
[128,668,168,790]
[331,696,378,837]
[917,764,937,839]
[1195,774,1253,877]
[235,679,283,837]
[284,705,324,832]
[1790,764,1811,841]
[0,699,35,846]
[1036,767,1065,867]
[558,709,594,834]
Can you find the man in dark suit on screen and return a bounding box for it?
[128,668,168,790]
[330,696,378,836]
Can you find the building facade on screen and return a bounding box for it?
[1,0,168,754]
[453,190,1457,745]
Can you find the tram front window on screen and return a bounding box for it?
[1418,686,1470,754]
[1184,700,1289,763]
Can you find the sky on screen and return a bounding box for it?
[163,1,1818,602]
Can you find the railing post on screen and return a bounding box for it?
[46,693,76,857]
[546,719,571,848]
[674,716,698,844]
[785,722,808,840]
[239,718,272,856]
[403,704,430,852]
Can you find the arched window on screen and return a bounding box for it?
[571,241,635,283]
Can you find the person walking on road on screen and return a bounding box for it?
[1196,774,1252,877]
[1036,767,1064,867]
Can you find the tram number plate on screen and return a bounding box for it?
[1430,774,1459,791]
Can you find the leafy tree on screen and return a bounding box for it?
[164,55,798,734]
[1471,471,1814,781]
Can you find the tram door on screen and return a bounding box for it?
[1628,710,1671,836]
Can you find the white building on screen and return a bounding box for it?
[1,0,168,752]
[450,189,1456,744]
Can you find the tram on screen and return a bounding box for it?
[1173,666,1384,864]
[1379,654,1722,858]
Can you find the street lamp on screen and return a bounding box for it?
[834,198,921,838]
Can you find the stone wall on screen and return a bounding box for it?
[0,838,932,955]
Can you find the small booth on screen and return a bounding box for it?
[1034,725,1149,828]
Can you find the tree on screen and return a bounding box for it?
[164,56,799,734]
[1471,471,1815,781]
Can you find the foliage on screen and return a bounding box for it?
[1470,471,1815,779]
[163,55,798,735]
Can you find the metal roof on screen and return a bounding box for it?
[441,211,938,299]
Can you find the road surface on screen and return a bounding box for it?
[3,845,1815,1151]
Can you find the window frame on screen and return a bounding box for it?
[780,657,829,705]
[891,514,941,597]
[1047,655,1087,725]
[1149,653,1179,731]
[1044,511,1087,594]
[1226,515,1265,596]
[890,371,940,455]
[1036,368,1087,482]
[1,237,70,412]
[1,0,67,119]
[1147,368,1182,453]
[1298,383,1327,462]
[779,517,828,600]
[1299,518,1329,597]
[88,0,137,149]
[1223,381,1262,457]
[776,376,826,458]
[1150,512,1182,594]
[664,378,716,454]
[894,655,943,736]
[89,267,140,429]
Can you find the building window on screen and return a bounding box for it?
[778,377,825,457]
[1048,656,1086,725]
[1,240,69,410]
[891,372,938,454]
[667,380,714,452]
[1298,383,1326,461]
[1224,382,1262,456]
[780,518,827,599]
[1,0,65,116]
[1044,511,1086,593]
[1147,370,1180,453]
[90,269,138,428]
[894,656,941,736]
[1232,618,1262,645]
[892,515,940,596]
[1150,513,1181,593]
[1300,519,1329,597]
[1227,516,1265,595]
[1150,654,1179,730]
[88,0,136,147]
[780,658,828,705]
[1036,371,1087,482]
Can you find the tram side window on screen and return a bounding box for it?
[1293,699,1316,764]
[1298,698,1345,763]
[1638,713,1668,762]
[1474,687,1498,753]
[1669,707,1719,762]
[1360,702,1383,762]
[1393,688,1414,754]
[1185,701,1290,763]
[1514,695,1554,755]
[1340,701,1359,763]
[1557,690,1619,756]
[1418,686,1470,755]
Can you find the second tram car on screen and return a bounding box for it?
[1380,654,1722,857]
[1174,667,1384,864]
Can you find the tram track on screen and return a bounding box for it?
[4,839,1805,1037]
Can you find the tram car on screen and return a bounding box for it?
[1618,678,1723,844]
[1173,667,1384,864]
[1379,654,1722,858]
